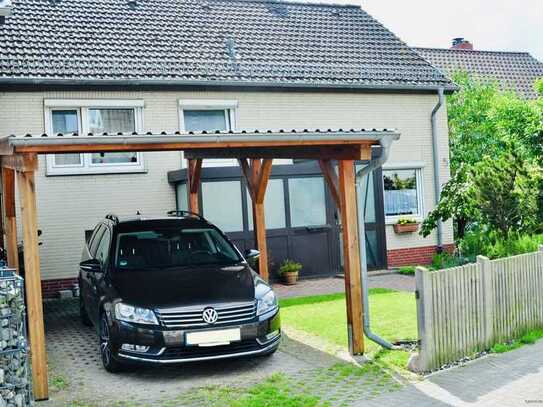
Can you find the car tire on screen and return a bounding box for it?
[79,295,92,327]
[99,313,124,373]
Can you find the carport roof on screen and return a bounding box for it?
[0,128,399,158]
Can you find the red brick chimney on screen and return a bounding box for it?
[451,38,473,50]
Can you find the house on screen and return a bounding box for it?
[0,0,455,298]
[416,38,543,99]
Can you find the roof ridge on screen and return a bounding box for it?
[208,0,361,9]
[415,47,533,56]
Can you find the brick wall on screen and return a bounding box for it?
[387,244,455,268]
[41,277,78,299]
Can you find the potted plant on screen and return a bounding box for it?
[393,218,419,234]
[278,259,302,285]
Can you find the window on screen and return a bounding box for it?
[95,228,111,266]
[288,177,327,227]
[179,99,238,167]
[45,100,144,175]
[382,168,423,221]
[115,227,241,270]
[201,181,244,232]
[247,179,286,230]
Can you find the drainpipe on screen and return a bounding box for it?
[431,88,445,250]
[355,138,399,350]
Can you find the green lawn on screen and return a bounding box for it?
[279,288,417,357]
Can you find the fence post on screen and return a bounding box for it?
[409,266,433,372]
[539,245,543,253]
[478,255,494,348]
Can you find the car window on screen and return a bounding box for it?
[89,224,105,257]
[115,227,241,271]
[95,228,112,267]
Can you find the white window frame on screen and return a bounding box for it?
[178,99,238,168]
[44,99,146,176]
[382,163,425,224]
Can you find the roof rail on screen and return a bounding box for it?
[166,210,205,221]
[105,213,119,223]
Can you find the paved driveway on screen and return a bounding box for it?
[362,340,543,406]
[42,300,342,406]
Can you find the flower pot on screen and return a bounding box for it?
[393,223,419,234]
[282,271,299,285]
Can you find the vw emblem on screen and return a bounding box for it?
[202,307,218,324]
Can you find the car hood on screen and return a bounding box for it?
[110,263,256,308]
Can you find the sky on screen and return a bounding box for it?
[313,0,543,60]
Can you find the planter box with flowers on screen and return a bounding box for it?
[393,218,420,234]
[278,259,302,285]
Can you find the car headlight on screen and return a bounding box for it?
[114,303,158,325]
[257,290,278,316]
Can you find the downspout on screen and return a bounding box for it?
[355,138,399,350]
[431,88,445,250]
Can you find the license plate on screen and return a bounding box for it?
[186,328,241,346]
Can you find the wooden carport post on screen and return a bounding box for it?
[322,159,365,355]
[239,158,273,281]
[7,153,49,400]
[2,166,19,270]
[186,158,203,213]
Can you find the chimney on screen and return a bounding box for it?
[451,37,474,50]
[0,0,12,24]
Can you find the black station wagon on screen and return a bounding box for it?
[79,211,280,372]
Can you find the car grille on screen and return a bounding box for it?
[156,301,257,329]
[161,339,262,360]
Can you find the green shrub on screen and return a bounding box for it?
[397,266,415,276]
[458,227,543,260]
[430,252,468,270]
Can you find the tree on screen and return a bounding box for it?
[472,147,541,237]
[421,73,543,240]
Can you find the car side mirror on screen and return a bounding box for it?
[244,249,260,260]
[80,258,103,273]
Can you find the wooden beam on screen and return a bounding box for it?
[17,169,48,400]
[1,153,38,172]
[2,167,19,270]
[185,145,372,160]
[10,139,378,155]
[186,159,202,213]
[319,159,341,209]
[338,160,365,355]
[238,159,271,281]
[238,158,256,201]
[255,159,273,204]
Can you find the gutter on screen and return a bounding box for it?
[0,77,458,93]
[430,88,445,249]
[355,138,400,350]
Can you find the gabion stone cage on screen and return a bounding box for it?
[0,269,33,407]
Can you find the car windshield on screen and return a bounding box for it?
[114,227,242,270]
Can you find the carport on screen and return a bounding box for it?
[0,128,399,400]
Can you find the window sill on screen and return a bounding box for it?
[45,167,148,177]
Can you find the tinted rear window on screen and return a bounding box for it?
[115,227,241,270]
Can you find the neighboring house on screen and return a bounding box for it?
[0,0,455,298]
[416,38,543,99]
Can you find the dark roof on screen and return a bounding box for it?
[0,0,454,91]
[415,47,543,99]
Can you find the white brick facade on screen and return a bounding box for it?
[0,89,453,281]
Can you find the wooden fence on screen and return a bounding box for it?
[409,246,543,372]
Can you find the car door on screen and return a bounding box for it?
[88,226,112,323]
[81,224,105,319]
